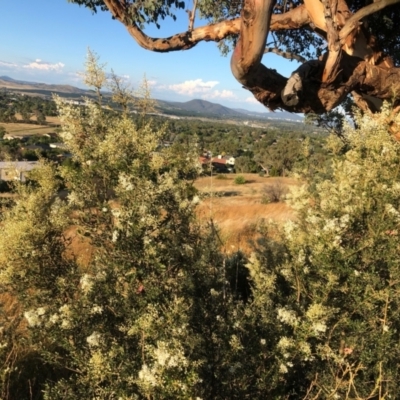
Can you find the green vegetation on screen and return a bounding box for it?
[2,53,400,399]
[234,174,246,184]
[0,90,57,124]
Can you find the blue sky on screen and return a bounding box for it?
[0,1,300,112]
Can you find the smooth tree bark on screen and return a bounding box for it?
[89,0,400,114]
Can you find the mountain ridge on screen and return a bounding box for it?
[0,76,303,122]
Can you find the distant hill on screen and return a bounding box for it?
[0,76,303,122]
[0,76,90,96]
[165,99,243,117]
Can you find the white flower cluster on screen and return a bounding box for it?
[59,304,72,329]
[24,307,46,327]
[312,321,327,336]
[80,273,94,294]
[118,173,134,191]
[138,364,157,387]
[277,307,299,327]
[279,361,293,374]
[138,341,190,391]
[86,331,101,347]
[385,203,400,221]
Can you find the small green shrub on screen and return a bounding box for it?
[234,175,246,184]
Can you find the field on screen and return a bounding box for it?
[0,116,61,136]
[194,173,298,253]
[63,174,298,267]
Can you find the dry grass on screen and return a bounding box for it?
[63,225,94,269]
[195,174,298,253]
[0,115,61,136]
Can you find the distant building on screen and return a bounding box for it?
[198,154,235,173]
[0,161,39,182]
[3,134,31,141]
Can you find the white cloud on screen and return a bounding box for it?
[0,60,18,68]
[147,79,157,86]
[169,79,219,95]
[202,89,237,100]
[23,60,65,72]
[245,96,259,104]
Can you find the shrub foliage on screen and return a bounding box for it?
[1,52,400,399]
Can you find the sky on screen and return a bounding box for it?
[0,1,301,112]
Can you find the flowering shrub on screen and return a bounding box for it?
[248,105,400,398]
[2,50,400,399]
[0,52,254,399]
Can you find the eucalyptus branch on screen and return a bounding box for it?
[264,46,307,63]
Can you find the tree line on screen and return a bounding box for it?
[0,90,57,124]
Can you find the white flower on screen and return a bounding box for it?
[277,307,298,327]
[385,203,400,219]
[80,274,94,294]
[260,338,266,345]
[119,173,133,191]
[279,363,288,374]
[192,195,200,204]
[24,310,41,327]
[91,305,103,314]
[68,191,83,206]
[112,230,119,243]
[59,304,72,329]
[323,218,338,233]
[277,336,292,350]
[61,319,71,329]
[383,324,389,332]
[49,314,59,324]
[312,321,327,335]
[36,307,46,316]
[210,288,218,296]
[138,364,157,387]
[86,331,101,347]
[339,214,350,228]
[154,346,170,367]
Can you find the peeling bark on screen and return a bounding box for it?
[101,0,400,115]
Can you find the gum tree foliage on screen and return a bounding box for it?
[68,0,400,117]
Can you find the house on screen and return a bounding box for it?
[0,161,39,182]
[198,154,235,173]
